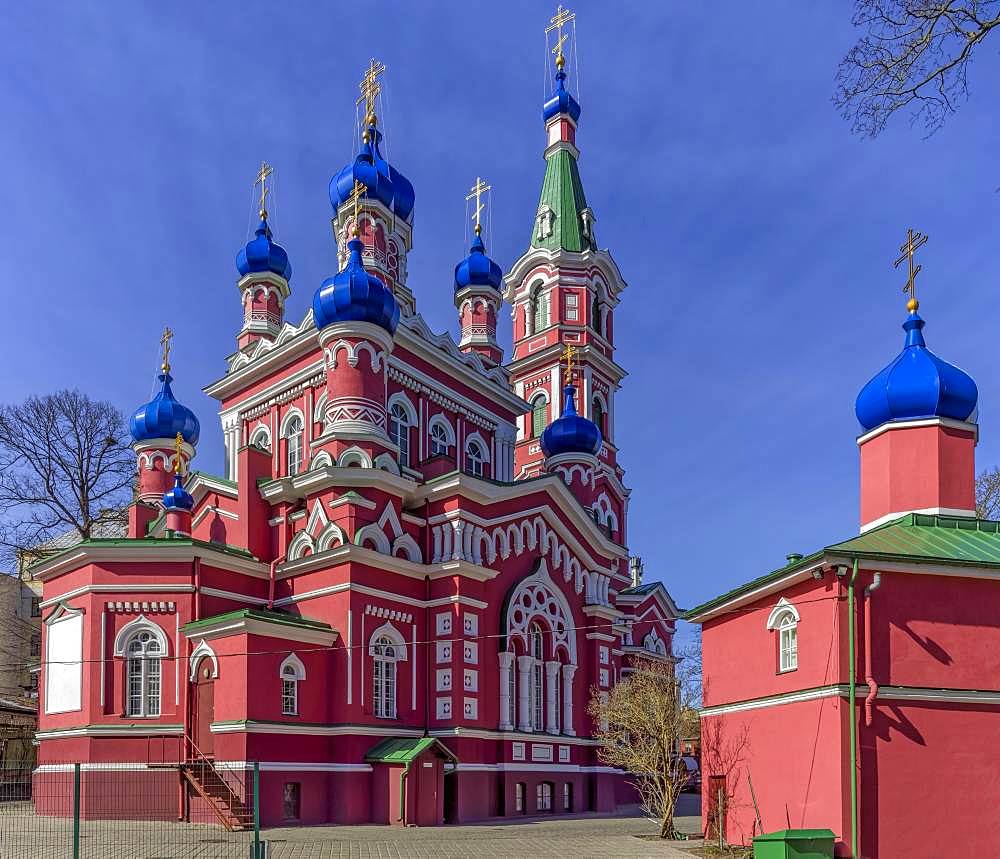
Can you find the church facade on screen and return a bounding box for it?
[32,39,678,827]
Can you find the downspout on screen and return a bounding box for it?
[267,554,285,610]
[399,762,411,824]
[863,573,882,727]
[848,558,859,859]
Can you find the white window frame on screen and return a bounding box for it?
[428,415,455,458]
[536,781,552,812]
[369,623,407,720]
[388,403,411,468]
[530,623,544,731]
[279,653,305,716]
[766,598,800,673]
[125,630,163,717]
[530,395,548,439]
[283,413,304,476]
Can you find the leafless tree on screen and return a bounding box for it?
[834,1,1000,138]
[0,391,133,568]
[976,465,1000,518]
[589,654,696,839]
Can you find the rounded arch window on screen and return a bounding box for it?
[285,415,304,476]
[430,422,451,457]
[373,635,400,719]
[531,396,547,439]
[389,403,411,467]
[466,440,486,477]
[126,630,163,717]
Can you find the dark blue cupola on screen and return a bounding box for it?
[330,123,415,223]
[454,229,503,292]
[161,471,194,512]
[541,385,602,458]
[236,214,292,281]
[313,234,400,335]
[542,69,581,124]
[130,371,201,446]
[855,308,978,432]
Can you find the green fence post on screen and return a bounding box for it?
[72,762,81,859]
[253,761,261,859]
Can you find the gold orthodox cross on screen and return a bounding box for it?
[357,58,386,125]
[255,161,273,219]
[174,432,184,476]
[546,5,575,69]
[466,176,491,235]
[894,228,928,311]
[160,326,174,373]
[346,179,367,236]
[561,342,578,387]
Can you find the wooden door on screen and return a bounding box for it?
[415,757,439,826]
[192,660,216,757]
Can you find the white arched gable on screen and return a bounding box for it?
[374,452,401,475]
[279,407,305,438]
[387,392,417,425]
[528,388,550,405]
[317,523,347,552]
[391,533,422,563]
[504,558,577,664]
[248,424,271,451]
[766,597,800,630]
[427,413,456,446]
[189,639,219,681]
[313,392,328,425]
[279,652,306,681]
[310,450,333,470]
[355,523,391,554]
[642,628,668,657]
[113,615,169,657]
[338,446,373,468]
[287,530,316,561]
[464,431,491,462]
[368,621,407,660]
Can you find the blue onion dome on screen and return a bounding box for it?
[130,372,201,445]
[454,229,503,292]
[329,124,415,223]
[236,215,292,281]
[541,385,602,458]
[855,309,978,432]
[542,70,581,124]
[313,236,400,334]
[162,472,194,512]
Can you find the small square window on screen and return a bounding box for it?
[282,782,301,820]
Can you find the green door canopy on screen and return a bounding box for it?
[753,829,835,859]
[364,737,458,765]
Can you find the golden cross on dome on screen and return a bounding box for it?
[357,58,386,126]
[255,161,273,219]
[894,228,929,312]
[173,432,184,476]
[466,176,491,235]
[346,179,367,237]
[561,342,578,387]
[546,5,575,69]
[160,326,174,373]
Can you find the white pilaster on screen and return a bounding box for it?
[517,655,533,732]
[561,664,577,736]
[498,652,515,731]
[545,660,561,735]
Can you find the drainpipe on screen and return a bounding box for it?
[847,558,859,859]
[399,762,411,824]
[863,573,882,727]
[267,554,285,610]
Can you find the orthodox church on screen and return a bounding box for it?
[32,18,678,828]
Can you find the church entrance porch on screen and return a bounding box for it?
[364,737,457,826]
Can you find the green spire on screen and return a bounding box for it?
[531,147,592,253]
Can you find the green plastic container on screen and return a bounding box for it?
[752,829,836,859]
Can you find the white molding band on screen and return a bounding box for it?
[860,506,977,533]
[856,416,978,446]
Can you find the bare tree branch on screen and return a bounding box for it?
[976,465,1000,518]
[834,1,1000,138]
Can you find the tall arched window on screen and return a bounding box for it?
[531,397,547,439]
[466,440,485,477]
[592,398,605,436]
[125,630,162,717]
[279,654,305,716]
[285,415,304,476]
[767,599,800,673]
[430,422,450,457]
[530,623,544,731]
[389,404,410,467]
[591,294,602,335]
[507,652,517,729]
[532,287,548,332]
[372,636,399,719]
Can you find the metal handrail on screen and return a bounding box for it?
[182,734,251,820]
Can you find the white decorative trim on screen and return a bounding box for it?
[877,685,1000,705]
[113,615,170,657]
[39,584,194,610]
[189,639,219,681]
[766,597,800,629]
[200,587,268,606]
[856,416,978,446]
[368,621,407,660]
[699,685,851,717]
[428,727,600,746]
[210,721,425,737]
[860,506,977,533]
[35,724,184,740]
[279,652,307,681]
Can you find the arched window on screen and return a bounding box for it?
[507,653,517,729]
[389,403,410,467]
[466,440,485,477]
[591,294,601,335]
[249,426,271,453]
[531,396,547,439]
[767,599,799,673]
[430,422,450,457]
[532,287,548,332]
[279,654,305,716]
[530,623,544,731]
[373,636,399,719]
[125,630,162,717]
[285,415,304,476]
[592,398,605,436]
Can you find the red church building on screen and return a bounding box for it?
[32,37,678,828]
[688,247,999,858]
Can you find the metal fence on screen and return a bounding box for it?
[0,761,263,859]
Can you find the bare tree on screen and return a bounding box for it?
[835,1,1000,138]
[589,654,696,839]
[0,391,133,567]
[976,465,1000,518]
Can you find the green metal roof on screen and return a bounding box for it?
[29,535,257,570]
[182,608,333,635]
[686,514,1000,620]
[364,737,458,765]
[531,148,591,253]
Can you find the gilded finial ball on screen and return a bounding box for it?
[362,130,370,143]
[907,297,919,313]
[350,223,360,239]
[474,223,482,236]
[366,113,377,127]
[555,53,565,70]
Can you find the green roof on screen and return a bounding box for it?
[531,147,592,253]
[192,471,237,489]
[182,608,333,635]
[30,535,257,570]
[686,514,1000,620]
[364,737,458,765]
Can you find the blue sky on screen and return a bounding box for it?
[4,3,1000,621]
